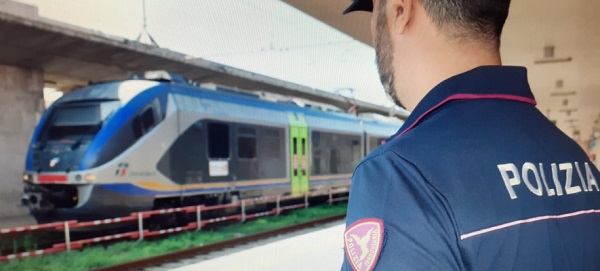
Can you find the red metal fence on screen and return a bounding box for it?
[0,187,349,261]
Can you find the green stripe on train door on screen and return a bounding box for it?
[288,113,309,195]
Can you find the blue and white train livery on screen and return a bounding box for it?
[21,71,402,222]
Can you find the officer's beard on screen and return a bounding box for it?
[375,4,404,109]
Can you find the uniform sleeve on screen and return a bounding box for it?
[341,151,465,271]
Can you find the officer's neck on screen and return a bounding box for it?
[393,33,502,112]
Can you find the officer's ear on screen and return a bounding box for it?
[390,0,414,35]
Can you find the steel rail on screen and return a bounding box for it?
[91,213,346,271]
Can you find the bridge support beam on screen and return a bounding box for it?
[0,64,43,218]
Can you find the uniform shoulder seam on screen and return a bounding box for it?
[385,150,468,270]
[352,149,423,181]
[353,150,401,172]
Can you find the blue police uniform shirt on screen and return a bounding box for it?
[341,66,600,271]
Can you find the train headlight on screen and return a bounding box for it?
[23,174,30,182]
[84,174,96,182]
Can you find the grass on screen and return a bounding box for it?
[0,234,39,255]
[0,203,347,271]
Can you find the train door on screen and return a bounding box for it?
[288,113,309,195]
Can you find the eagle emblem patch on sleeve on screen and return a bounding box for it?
[344,218,384,271]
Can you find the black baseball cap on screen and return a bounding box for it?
[343,0,373,14]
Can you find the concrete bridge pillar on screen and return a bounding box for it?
[0,64,44,218]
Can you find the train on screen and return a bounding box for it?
[20,71,402,222]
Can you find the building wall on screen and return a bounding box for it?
[592,141,600,169]
[0,64,43,218]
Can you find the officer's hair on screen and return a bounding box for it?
[421,0,511,48]
[380,0,511,48]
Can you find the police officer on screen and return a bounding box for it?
[341,0,600,270]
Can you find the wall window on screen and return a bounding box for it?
[208,122,229,159]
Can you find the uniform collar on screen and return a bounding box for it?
[385,66,536,143]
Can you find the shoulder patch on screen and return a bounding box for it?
[344,218,384,271]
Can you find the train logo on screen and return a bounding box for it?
[344,218,384,271]
[49,157,60,168]
[115,163,129,177]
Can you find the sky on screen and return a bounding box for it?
[16,0,394,108]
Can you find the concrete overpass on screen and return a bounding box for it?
[0,1,404,116]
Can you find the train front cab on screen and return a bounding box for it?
[22,81,169,221]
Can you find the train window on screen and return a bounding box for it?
[311,131,320,174]
[262,128,280,138]
[330,149,339,173]
[238,136,257,159]
[238,126,257,159]
[292,137,298,176]
[257,127,285,179]
[239,127,256,136]
[313,157,321,173]
[47,125,101,141]
[42,105,102,142]
[259,128,282,159]
[208,123,229,159]
[140,107,155,131]
[52,105,100,126]
[312,131,320,147]
[132,100,160,140]
[301,138,307,175]
[311,131,361,175]
[85,94,168,169]
[132,117,143,139]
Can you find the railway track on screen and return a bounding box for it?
[92,214,346,271]
[1,189,349,262]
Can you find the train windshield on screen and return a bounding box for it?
[40,101,120,144]
[47,106,101,141]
